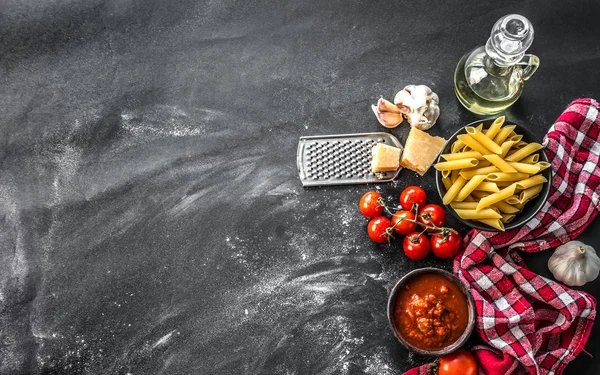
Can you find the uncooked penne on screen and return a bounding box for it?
[476,184,517,211]
[484,154,518,173]
[505,143,544,162]
[486,172,530,182]
[441,169,451,178]
[521,154,539,164]
[451,169,460,183]
[499,141,515,158]
[536,162,551,172]
[464,195,476,202]
[508,162,541,175]
[515,175,548,190]
[493,200,520,214]
[505,195,521,205]
[450,201,479,210]
[457,134,494,155]
[434,158,479,171]
[442,176,452,191]
[471,190,491,199]
[443,176,468,205]
[477,218,505,231]
[455,175,486,202]
[451,139,465,153]
[460,165,500,179]
[485,116,505,139]
[474,181,500,193]
[519,184,544,204]
[513,141,528,149]
[500,214,516,224]
[466,127,503,154]
[455,208,502,220]
[493,125,516,145]
[441,151,484,161]
[508,134,523,143]
[476,123,483,131]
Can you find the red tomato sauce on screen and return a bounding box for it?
[393,273,469,350]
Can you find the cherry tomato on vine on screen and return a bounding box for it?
[367,216,393,244]
[359,191,384,218]
[399,186,427,211]
[438,348,478,375]
[391,210,417,235]
[402,232,430,260]
[418,204,446,231]
[431,230,463,259]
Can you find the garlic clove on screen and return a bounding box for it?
[371,97,404,128]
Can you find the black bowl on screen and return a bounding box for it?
[387,268,476,356]
[435,119,552,232]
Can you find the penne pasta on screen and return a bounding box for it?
[455,175,487,202]
[442,176,453,191]
[450,169,460,183]
[485,116,505,139]
[457,134,494,155]
[476,184,517,211]
[486,172,530,182]
[521,154,539,164]
[455,208,502,220]
[484,154,518,173]
[494,180,515,187]
[434,158,479,171]
[474,181,500,193]
[476,123,484,131]
[515,175,548,190]
[513,141,528,149]
[464,195,476,202]
[441,169,451,178]
[441,151,484,161]
[471,190,491,199]
[493,125,516,145]
[450,201,479,210]
[507,162,541,175]
[499,141,515,158]
[493,200,520,214]
[519,184,544,204]
[536,162,551,172]
[505,143,544,162]
[443,176,468,205]
[505,195,521,205]
[460,165,500,179]
[477,218,505,231]
[508,134,523,143]
[500,214,516,224]
[451,139,465,153]
[466,127,503,154]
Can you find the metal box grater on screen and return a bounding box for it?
[297,133,403,187]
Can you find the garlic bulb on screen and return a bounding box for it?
[393,85,440,130]
[548,241,600,286]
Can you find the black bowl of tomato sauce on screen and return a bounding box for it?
[387,268,476,356]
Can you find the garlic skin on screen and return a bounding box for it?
[394,85,440,130]
[371,97,404,128]
[548,241,600,286]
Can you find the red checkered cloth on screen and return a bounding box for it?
[404,98,600,375]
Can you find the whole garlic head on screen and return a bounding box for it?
[394,85,440,130]
[548,241,600,286]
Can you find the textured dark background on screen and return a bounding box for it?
[0,0,599,374]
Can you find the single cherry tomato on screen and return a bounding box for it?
[359,191,384,218]
[418,204,446,231]
[391,210,417,235]
[431,230,463,259]
[438,348,478,375]
[399,186,427,211]
[403,232,430,260]
[367,216,393,244]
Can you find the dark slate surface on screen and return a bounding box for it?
[1,0,599,374]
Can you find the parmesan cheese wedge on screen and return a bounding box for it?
[371,143,402,173]
[400,127,447,176]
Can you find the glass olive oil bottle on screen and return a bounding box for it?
[454,14,539,115]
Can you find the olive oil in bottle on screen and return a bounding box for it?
[454,14,539,115]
